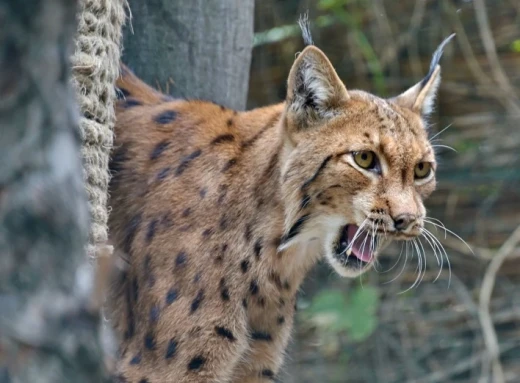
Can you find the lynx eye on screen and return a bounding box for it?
[414,162,432,179]
[353,151,376,170]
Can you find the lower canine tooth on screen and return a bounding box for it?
[346,249,352,256]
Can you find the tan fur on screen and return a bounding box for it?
[108,43,444,382]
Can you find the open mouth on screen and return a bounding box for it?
[334,225,378,269]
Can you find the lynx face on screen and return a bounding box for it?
[279,36,454,278]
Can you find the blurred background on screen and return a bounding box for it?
[248,1,520,382]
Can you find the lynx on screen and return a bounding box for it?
[108,23,454,382]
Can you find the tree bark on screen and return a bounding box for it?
[122,0,255,111]
[0,0,107,381]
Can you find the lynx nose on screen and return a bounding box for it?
[393,214,416,231]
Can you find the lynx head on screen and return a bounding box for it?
[278,27,455,278]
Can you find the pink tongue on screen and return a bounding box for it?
[347,225,374,262]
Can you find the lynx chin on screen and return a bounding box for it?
[107,21,455,383]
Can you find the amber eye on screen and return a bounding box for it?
[353,151,376,170]
[414,162,432,179]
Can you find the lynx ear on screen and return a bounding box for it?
[390,34,455,119]
[285,45,349,129]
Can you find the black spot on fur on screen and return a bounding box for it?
[222,158,237,172]
[281,214,310,245]
[226,118,233,127]
[176,251,187,267]
[175,149,202,176]
[258,297,266,307]
[143,254,155,287]
[182,208,191,217]
[262,369,275,379]
[109,144,128,175]
[199,187,207,198]
[165,338,178,359]
[150,140,170,160]
[139,379,149,383]
[166,288,178,305]
[157,167,171,180]
[216,243,227,263]
[401,168,407,185]
[242,299,248,308]
[131,277,139,302]
[188,356,206,371]
[240,259,249,273]
[202,228,213,237]
[122,99,142,108]
[155,110,178,124]
[220,278,230,301]
[129,352,142,365]
[250,280,259,295]
[144,332,156,350]
[277,316,285,325]
[215,326,236,341]
[123,213,142,255]
[146,219,158,244]
[251,331,272,341]
[254,238,263,259]
[211,134,235,145]
[219,216,229,231]
[149,305,160,323]
[190,290,204,313]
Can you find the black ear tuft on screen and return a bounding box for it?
[420,33,456,87]
[298,12,314,47]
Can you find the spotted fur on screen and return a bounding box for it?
[108,33,453,382]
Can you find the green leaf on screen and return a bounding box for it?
[345,286,379,341]
[511,39,520,53]
[308,289,346,315]
[349,286,379,315]
[349,313,378,341]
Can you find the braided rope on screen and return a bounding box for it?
[71,0,127,258]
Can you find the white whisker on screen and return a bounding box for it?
[431,144,457,153]
[382,241,405,281]
[422,227,452,288]
[424,219,474,255]
[420,229,443,283]
[429,123,452,141]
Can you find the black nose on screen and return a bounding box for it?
[393,214,416,231]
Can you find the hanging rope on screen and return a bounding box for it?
[71,0,128,259]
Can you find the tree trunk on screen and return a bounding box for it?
[122,0,255,111]
[0,0,107,381]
